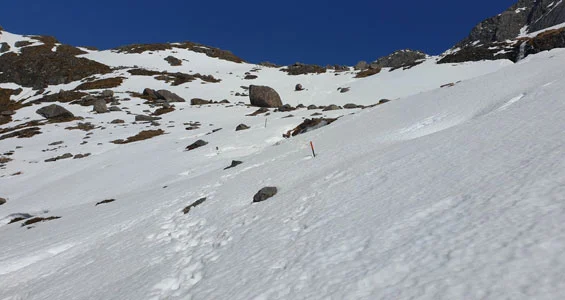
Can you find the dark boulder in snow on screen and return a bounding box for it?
[36,104,74,120]
[224,160,243,170]
[236,124,250,131]
[322,104,341,111]
[186,140,208,151]
[249,85,283,108]
[253,187,278,203]
[183,197,206,214]
[191,98,211,105]
[165,56,183,66]
[101,90,114,98]
[0,197,6,205]
[135,115,160,122]
[295,84,304,91]
[155,90,185,103]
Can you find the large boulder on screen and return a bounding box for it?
[249,85,282,108]
[93,99,108,113]
[253,187,278,203]
[155,90,185,102]
[36,104,74,120]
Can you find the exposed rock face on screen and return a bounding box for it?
[249,85,283,108]
[441,0,565,63]
[36,104,74,120]
[0,43,9,53]
[354,61,368,70]
[0,41,111,89]
[373,50,426,69]
[114,41,245,63]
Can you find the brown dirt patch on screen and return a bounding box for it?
[74,77,124,91]
[355,67,382,78]
[111,129,165,144]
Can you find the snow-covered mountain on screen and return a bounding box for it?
[1,1,565,299]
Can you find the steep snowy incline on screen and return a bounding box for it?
[1,45,564,300]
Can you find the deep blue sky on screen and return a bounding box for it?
[1,0,517,65]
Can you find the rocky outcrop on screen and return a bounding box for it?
[155,90,185,102]
[0,40,111,89]
[93,99,108,113]
[249,85,283,108]
[441,0,565,63]
[114,41,245,63]
[373,50,426,69]
[253,187,278,203]
[165,56,182,66]
[282,63,326,75]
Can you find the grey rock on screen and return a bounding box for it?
[36,104,74,120]
[109,106,121,112]
[278,104,295,112]
[322,104,341,111]
[344,103,361,109]
[191,98,211,105]
[253,187,278,203]
[93,99,108,113]
[135,115,160,122]
[295,84,304,91]
[143,88,159,100]
[236,124,250,131]
[339,87,350,93]
[249,85,283,108]
[307,105,318,110]
[101,90,114,98]
[354,61,368,70]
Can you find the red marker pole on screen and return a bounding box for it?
[310,141,316,158]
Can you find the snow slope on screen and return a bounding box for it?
[1,29,565,299]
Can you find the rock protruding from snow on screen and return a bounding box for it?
[253,187,278,203]
[249,85,283,108]
[186,140,208,151]
[354,61,368,70]
[155,90,185,103]
[0,197,6,206]
[224,160,243,170]
[36,104,74,120]
[373,49,426,69]
[295,84,304,91]
[182,197,206,214]
[235,124,250,131]
[93,99,108,113]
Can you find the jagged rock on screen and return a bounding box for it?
[224,160,243,170]
[236,124,250,131]
[182,197,206,214]
[283,118,338,138]
[249,85,283,108]
[339,87,350,93]
[253,187,278,203]
[93,99,108,113]
[186,140,208,151]
[155,90,185,102]
[354,61,368,70]
[373,50,426,69]
[259,62,281,68]
[295,84,304,91]
[0,197,6,205]
[191,98,211,105]
[36,104,74,120]
[165,56,182,66]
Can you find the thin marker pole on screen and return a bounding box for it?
[310,141,316,158]
[265,118,267,128]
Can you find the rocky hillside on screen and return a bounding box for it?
[440,0,565,63]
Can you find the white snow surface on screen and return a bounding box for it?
[1,29,565,300]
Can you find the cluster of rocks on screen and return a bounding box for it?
[281,63,327,75]
[283,118,338,138]
[191,98,230,105]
